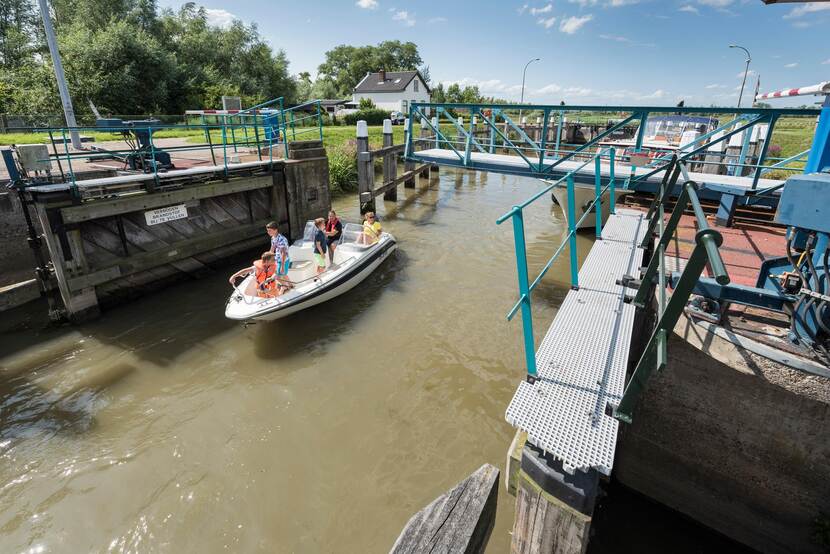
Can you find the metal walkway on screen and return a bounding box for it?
[505,208,647,475]
[415,148,784,194]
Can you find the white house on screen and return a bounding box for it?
[352,70,431,114]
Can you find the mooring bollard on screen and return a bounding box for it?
[404,118,415,188]
[356,120,375,214]
[382,119,397,201]
[430,116,440,175]
[419,118,431,178]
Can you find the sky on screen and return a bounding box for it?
[158,0,830,107]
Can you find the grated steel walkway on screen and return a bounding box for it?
[414,148,783,193]
[505,208,647,476]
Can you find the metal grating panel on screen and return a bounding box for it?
[505,210,646,476]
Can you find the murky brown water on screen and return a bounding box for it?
[1,168,595,553]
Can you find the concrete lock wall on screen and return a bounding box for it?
[11,141,330,320]
[0,191,35,286]
[615,313,830,554]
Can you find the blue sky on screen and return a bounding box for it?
[159,0,830,107]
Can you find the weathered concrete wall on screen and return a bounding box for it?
[284,141,331,239]
[0,191,35,286]
[615,313,830,554]
[16,142,331,321]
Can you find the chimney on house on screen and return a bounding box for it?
[379,69,386,82]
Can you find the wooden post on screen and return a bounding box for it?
[430,116,440,175]
[356,120,375,214]
[419,118,431,178]
[404,118,415,188]
[391,464,499,554]
[382,119,397,201]
[510,443,598,554]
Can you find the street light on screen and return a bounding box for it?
[519,57,541,120]
[730,44,751,108]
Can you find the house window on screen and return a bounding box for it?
[414,79,419,93]
[401,100,408,113]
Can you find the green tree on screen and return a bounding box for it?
[317,40,423,97]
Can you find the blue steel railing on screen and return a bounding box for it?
[406,102,821,193]
[20,97,326,200]
[495,147,617,378]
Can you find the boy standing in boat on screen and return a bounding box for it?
[313,218,328,275]
[266,221,291,286]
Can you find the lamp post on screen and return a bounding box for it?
[519,57,540,120]
[730,44,751,108]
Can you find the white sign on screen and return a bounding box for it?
[145,204,188,226]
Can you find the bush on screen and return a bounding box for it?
[328,142,358,194]
[344,108,391,126]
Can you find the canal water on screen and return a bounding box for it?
[1,168,749,552]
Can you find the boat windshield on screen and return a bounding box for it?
[339,223,374,247]
[301,221,316,242]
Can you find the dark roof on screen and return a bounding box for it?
[353,70,431,94]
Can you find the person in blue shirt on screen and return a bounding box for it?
[266,221,291,286]
[313,218,327,275]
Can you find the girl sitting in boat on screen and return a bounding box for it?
[228,251,286,298]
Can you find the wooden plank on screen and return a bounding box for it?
[361,143,405,160]
[60,175,274,224]
[390,464,499,554]
[373,164,431,198]
[510,473,591,554]
[67,220,271,291]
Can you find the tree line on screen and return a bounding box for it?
[0,0,498,120]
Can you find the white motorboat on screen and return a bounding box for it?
[549,182,633,230]
[225,221,397,321]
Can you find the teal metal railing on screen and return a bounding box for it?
[22,97,326,200]
[406,102,821,194]
[495,147,617,379]
[612,156,729,422]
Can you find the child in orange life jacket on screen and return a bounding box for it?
[228,251,282,298]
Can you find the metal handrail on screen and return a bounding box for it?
[614,159,729,423]
[496,147,617,378]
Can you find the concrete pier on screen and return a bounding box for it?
[615,312,830,554]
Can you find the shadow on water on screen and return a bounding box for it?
[252,248,408,361]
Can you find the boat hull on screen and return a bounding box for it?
[225,235,397,321]
[550,185,632,230]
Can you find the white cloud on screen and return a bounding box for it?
[784,62,798,68]
[705,84,727,89]
[736,69,756,79]
[699,0,733,6]
[678,5,699,14]
[428,16,447,24]
[568,0,598,5]
[356,0,378,9]
[785,3,830,18]
[518,4,529,15]
[640,89,667,100]
[392,10,416,26]
[560,14,593,34]
[204,8,236,28]
[563,86,593,97]
[608,0,639,6]
[536,84,563,94]
[823,59,830,65]
[600,34,632,43]
[538,16,557,28]
[530,3,553,15]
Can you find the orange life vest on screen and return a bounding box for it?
[254,260,277,294]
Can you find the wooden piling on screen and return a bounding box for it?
[404,118,415,188]
[356,120,375,213]
[391,464,499,554]
[419,118,431,178]
[382,119,397,201]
